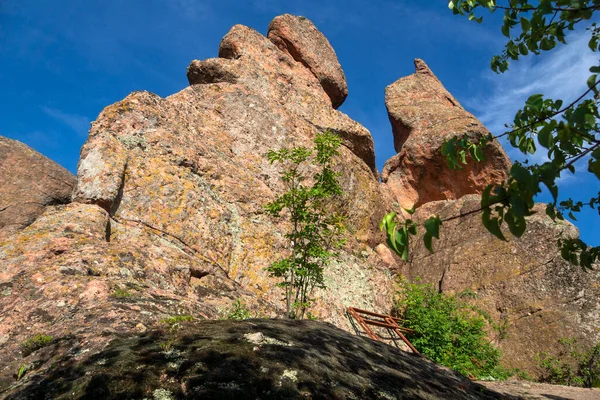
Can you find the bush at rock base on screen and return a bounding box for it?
[394,279,511,380]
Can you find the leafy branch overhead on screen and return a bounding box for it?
[382,1,600,270]
[380,210,441,261]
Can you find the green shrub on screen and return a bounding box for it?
[536,338,600,388]
[394,279,508,379]
[20,334,53,356]
[159,315,194,352]
[161,315,193,325]
[111,288,132,299]
[221,299,258,320]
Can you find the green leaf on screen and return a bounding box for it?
[424,232,433,253]
[482,208,506,241]
[380,212,397,231]
[525,94,544,110]
[540,38,555,51]
[408,223,418,236]
[519,42,529,56]
[505,210,526,238]
[520,17,530,33]
[589,153,600,179]
[510,163,536,193]
[588,74,598,90]
[537,125,553,149]
[424,216,442,239]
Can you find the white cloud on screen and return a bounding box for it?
[465,30,597,181]
[42,107,90,137]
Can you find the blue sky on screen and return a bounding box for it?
[0,0,597,245]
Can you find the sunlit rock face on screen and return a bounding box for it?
[267,14,349,109]
[382,59,511,209]
[0,15,395,389]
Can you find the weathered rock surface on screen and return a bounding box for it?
[403,195,600,376]
[0,15,394,388]
[382,59,511,209]
[1,319,508,399]
[0,136,76,239]
[2,12,599,398]
[267,14,348,109]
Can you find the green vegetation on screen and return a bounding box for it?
[161,315,194,325]
[445,0,600,270]
[536,338,600,387]
[16,365,28,381]
[111,288,132,299]
[265,130,346,319]
[159,315,193,352]
[20,334,53,357]
[221,299,258,320]
[394,280,509,379]
[382,1,600,269]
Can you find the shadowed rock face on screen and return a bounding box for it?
[0,136,76,240]
[403,195,600,376]
[382,59,511,209]
[0,15,395,389]
[1,319,508,399]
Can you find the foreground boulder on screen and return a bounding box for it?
[0,136,75,239]
[1,319,507,399]
[403,195,600,376]
[382,59,511,208]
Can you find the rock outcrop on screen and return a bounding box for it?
[267,14,348,109]
[382,59,511,208]
[1,12,599,396]
[2,319,507,399]
[0,15,394,390]
[0,136,76,240]
[404,195,600,375]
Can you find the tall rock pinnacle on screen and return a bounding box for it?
[382,59,511,208]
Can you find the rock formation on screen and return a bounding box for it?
[382,59,511,209]
[0,15,395,392]
[0,12,598,396]
[403,196,600,374]
[379,59,599,376]
[0,137,76,240]
[267,14,348,109]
